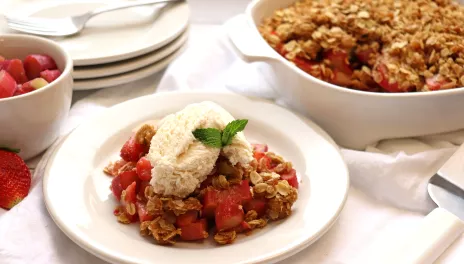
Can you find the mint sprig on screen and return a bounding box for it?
[193,119,248,148]
[192,128,223,148]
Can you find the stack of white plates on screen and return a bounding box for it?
[1,0,190,90]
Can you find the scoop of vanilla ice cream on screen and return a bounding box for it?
[147,101,253,198]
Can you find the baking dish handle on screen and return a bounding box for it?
[225,14,280,63]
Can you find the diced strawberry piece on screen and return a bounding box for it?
[293,57,317,73]
[122,182,137,205]
[244,198,267,216]
[280,169,299,189]
[137,180,151,200]
[14,83,34,95]
[3,59,28,84]
[234,221,252,233]
[373,63,401,92]
[180,219,208,241]
[240,221,251,231]
[40,69,61,83]
[426,75,452,91]
[136,157,152,181]
[0,70,17,99]
[121,182,138,222]
[254,152,272,170]
[252,143,268,153]
[110,175,123,200]
[119,170,139,190]
[23,54,57,80]
[202,188,220,218]
[215,198,244,231]
[324,50,352,74]
[355,47,376,65]
[120,136,149,162]
[176,210,198,227]
[228,180,252,203]
[203,180,251,218]
[21,78,48,90]
[253,151,265,161]
[136,201,154,222]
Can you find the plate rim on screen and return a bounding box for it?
[43,91,350,264]
[73,43,187,90]
[72,28,189,79]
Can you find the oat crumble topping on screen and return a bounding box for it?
[259,0,464,92]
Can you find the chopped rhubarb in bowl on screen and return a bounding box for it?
[0,34,73,160]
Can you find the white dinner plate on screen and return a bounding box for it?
[3,0,189,66]
[43,92,349,264]
[73,28,189,79]
[73,43,186,90]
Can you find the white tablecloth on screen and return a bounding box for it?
[1,1,464,264]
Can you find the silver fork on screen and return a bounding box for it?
[5,0,183,37]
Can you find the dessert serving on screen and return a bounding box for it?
[259,0,464,92]
[104,101,299,245]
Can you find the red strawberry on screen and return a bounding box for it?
[40,69,61,83]
[244,198,267,216]
[137,180,151,200]
[0,150,31,209]
[110,175,123,200]
[180,219,208,241]
[23,54,57,80]
[202,187,220,218]
[176,210,198,227]
[280,169,299,189]
[136,201,154,222]
[136,157,152,181]
[119,170,139,190]
[3,59,28,84]
[120,136,149,162]
[426,74,453,91]
[215,198,244,231]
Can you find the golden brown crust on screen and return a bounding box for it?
[259,0,464,92]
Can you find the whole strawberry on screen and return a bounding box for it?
[0,149,31,209]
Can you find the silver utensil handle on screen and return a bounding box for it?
[380,208,464,264]
[90,0,179,17]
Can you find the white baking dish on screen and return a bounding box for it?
[226,0,464,150]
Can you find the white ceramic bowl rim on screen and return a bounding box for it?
[245,0,464,99]
[0,34,73,102]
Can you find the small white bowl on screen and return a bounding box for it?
[0,34,73,160]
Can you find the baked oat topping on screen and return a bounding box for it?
[135,124,156,146]
[107,140,299,245]
[259,0,464,92]
[214,230,237,245]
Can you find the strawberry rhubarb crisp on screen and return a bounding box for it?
[104,102,299,245]
[259,0,464,92]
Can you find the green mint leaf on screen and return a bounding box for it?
[192,128,223,148]
[221,119,248,146]
[0,146,20,153]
